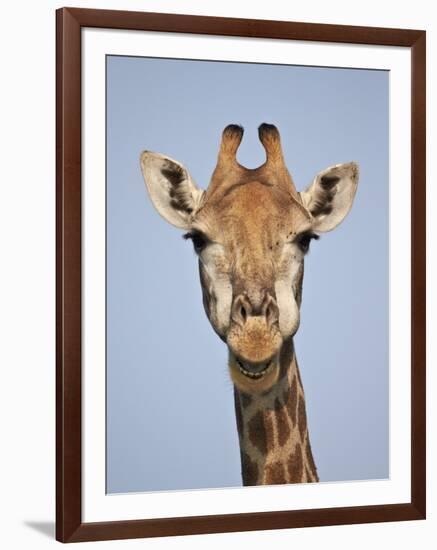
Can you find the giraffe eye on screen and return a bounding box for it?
[183,231,208,254]
[296,232,319,253]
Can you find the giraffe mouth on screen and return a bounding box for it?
[229,352,280,393]
[236,358,274,380]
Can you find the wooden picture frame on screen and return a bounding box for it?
[56,7,426,543]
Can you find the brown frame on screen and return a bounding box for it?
[56,7,426,543]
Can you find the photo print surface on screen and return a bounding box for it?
[106,55,389,494]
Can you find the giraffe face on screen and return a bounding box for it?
[191,180,313,394]
[141,124,359,394]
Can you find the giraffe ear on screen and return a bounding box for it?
[299,162,359,232]
[140,151,205,229]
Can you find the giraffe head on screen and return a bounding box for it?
[141,124,359,394]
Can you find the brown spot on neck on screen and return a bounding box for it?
[288,444,304,483]
[248,410,267,455]
[298,394,307,441]
[234,391,244,438]
[240,452,259,485]
[274,397,291,446]
[240,392,252,409]
[265,461,288,485]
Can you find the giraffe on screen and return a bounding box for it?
[140,124,359,485]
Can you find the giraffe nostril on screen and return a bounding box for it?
[240,305,247,322]
[232,294,252,325]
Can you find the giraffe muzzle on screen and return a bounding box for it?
[227,292,282,392]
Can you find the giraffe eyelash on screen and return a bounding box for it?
[183,230,210,253]
[294,232,320,253]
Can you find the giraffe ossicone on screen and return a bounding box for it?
[140,124,359,485]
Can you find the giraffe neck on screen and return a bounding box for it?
[233,338,318,485]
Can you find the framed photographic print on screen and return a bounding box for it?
[56,7,426,543]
